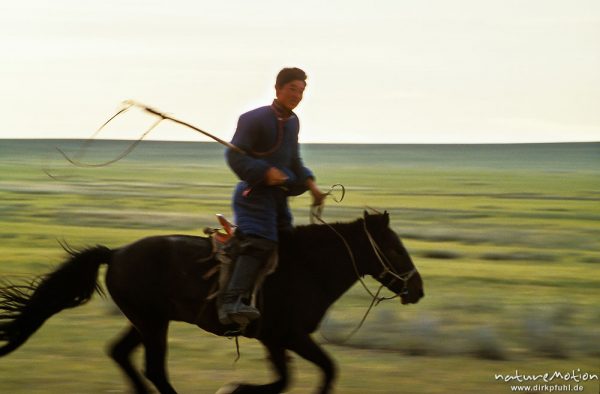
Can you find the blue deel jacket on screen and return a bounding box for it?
[225,105,314,196]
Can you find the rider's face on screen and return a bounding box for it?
[275,80,306,111]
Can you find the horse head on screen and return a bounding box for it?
[362,211,424,305]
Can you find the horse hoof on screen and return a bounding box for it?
[215,383,240,394]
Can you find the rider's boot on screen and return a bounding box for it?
[218,236,276,326]
[218,254,264,325]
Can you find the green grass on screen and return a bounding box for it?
[0,140,599,393]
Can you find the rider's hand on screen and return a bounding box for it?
[306,178,326,207]
[264,167,289,186]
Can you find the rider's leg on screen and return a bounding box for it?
[218,235,277,325]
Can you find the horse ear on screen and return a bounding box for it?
[363,210,369,219]
[383,211,390,227]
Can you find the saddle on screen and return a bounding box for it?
[203,215,278,305]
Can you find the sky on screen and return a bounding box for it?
[1,0,599,144]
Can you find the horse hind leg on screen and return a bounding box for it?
[139,320,177,394]
[108,325,150,393]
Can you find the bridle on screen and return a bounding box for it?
[314,213,418,344]
[311,212,417,301]
[310,186,416,297]
[362,220,417,297]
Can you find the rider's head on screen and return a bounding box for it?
[275,67,307,111]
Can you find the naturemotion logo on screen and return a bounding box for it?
[494,369,599,392]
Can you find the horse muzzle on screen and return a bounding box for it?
[400,288,424,305]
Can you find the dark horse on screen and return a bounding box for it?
[0,212,423,393]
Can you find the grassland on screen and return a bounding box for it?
[0,139,598,393]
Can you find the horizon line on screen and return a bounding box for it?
[0,137,598,146]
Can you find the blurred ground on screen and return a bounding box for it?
[0,140,598,393]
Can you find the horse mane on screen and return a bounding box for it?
[288,217,365,246]
[283,213,392,259]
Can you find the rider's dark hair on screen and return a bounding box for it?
[276,67,307,88]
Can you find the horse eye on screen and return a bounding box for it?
[387,249,401,260]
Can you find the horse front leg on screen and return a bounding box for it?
[287,334,336,394]
[216,341,289,394]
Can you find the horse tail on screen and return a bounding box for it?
[0,245,113,356]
